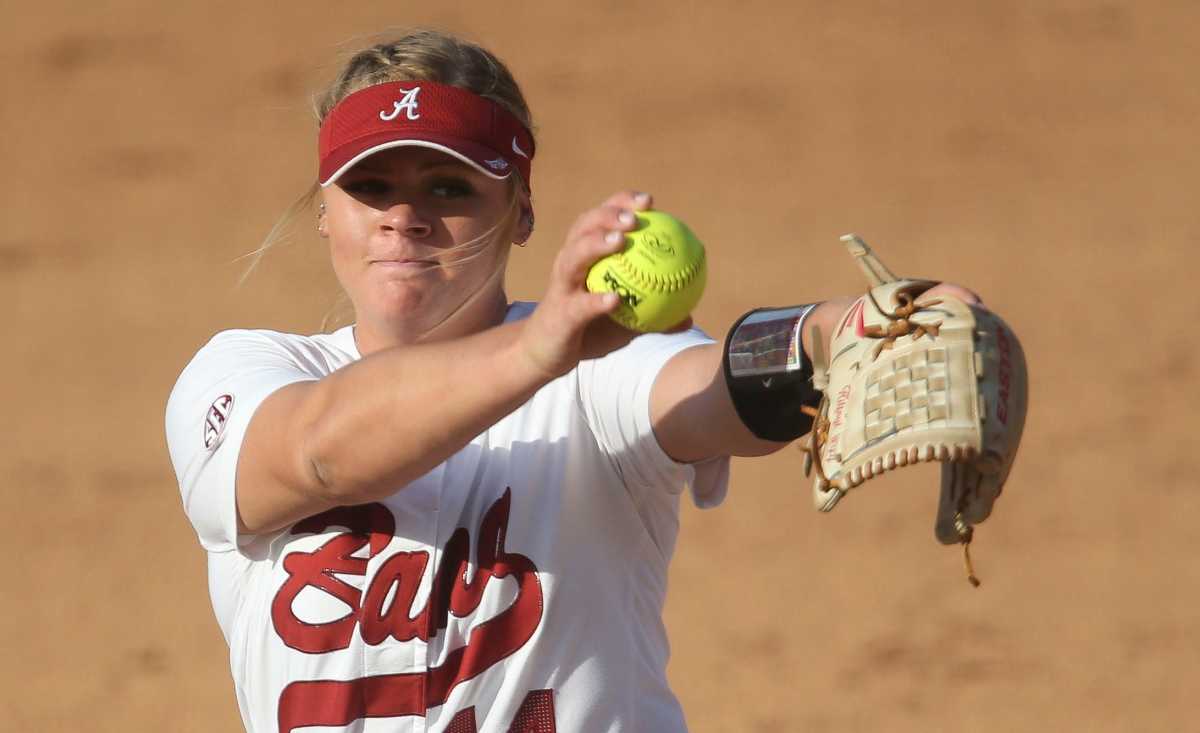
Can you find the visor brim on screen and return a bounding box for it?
[319,135,515,188]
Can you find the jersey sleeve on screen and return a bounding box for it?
[165,330,323,553]
[575,327,730,508]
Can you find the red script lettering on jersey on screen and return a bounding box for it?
[272,489,544,730]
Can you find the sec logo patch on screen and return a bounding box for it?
[204,394,234,449]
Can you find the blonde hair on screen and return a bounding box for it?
[316,29,532,130]
[239,29,535,328]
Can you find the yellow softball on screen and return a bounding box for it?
[585,210,707,333]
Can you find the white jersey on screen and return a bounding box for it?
[165,302,729,733]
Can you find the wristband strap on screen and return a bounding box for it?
[723,304,822,441]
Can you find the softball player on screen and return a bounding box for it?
[167,29,977,732]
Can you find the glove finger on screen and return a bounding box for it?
[935,461,1001,544]
[813,480,843,513]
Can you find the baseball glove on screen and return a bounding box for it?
[802,235,1028,586]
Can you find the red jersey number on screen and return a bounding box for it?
[448,689,557,732]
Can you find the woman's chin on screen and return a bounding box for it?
[355,282,432,322]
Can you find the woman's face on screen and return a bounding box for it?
[320,146,523,344]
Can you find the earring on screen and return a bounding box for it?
[316,203,326,233]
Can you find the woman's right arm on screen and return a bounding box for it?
[235,191,650,535]
[238,322,542,533]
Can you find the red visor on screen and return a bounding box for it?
[318,81,535,190]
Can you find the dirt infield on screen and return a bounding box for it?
[4,2,1197,730]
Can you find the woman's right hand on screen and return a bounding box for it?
[516,190,655,379]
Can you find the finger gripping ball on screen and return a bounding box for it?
[585,210,707,332]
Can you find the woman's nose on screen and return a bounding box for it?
[381,205,433,238]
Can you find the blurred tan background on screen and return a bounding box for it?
[3,1,1196,730]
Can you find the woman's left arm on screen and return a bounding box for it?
[651,285,980,463]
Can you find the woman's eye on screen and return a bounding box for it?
[430,178,475,199]
[342,178,389,196]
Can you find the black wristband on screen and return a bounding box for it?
[722,305,823,442]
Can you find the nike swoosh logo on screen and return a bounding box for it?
[512,137,530,158]
[762,377,774,388]
[837,299,867,338]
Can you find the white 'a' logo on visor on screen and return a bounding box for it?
[380,87,421,122]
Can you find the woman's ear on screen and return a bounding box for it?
[513,206,532,247]
[513,188,532,248]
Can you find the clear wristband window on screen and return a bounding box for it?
[726,305,815,378]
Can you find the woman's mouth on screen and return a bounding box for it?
[370,258,438,271]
